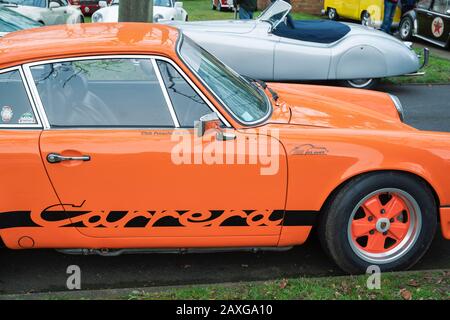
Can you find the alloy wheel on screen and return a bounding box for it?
[348,188,422,264]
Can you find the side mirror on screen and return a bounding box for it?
[174,1,183,8]
[194,113,220,137]
[194,113,236,141]
[99,1,108,8]
[49,1,61,9]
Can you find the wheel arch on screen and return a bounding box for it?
[402,10,417,21]
[360,9,368,19]
[319,169,441,218]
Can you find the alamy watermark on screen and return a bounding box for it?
[170,128,281,176]
[366,265,381,290]
[66,265,81,290]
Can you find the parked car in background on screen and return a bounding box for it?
[92,0,188,23]
[0,0,84,25]
[68,0,111,15]
[323,0,401,28]
[0,5,42,36]
[212,0,234,11]
[400,0,450,48]
[169,0,427,89]
[0,23,449,274]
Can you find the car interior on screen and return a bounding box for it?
[31,59,175,127]
[273,18,351,44]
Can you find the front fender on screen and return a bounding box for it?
[278,128,450,212]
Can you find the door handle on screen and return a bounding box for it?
[47,153,91,164]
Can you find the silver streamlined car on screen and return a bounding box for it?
[0,5,42,37]
[167,0,428,89]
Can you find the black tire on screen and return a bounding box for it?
[79,15,85,24]
[327,8,338,21]
[340,78,380,90]
[318,172,437,274]
[217,0,223,12]
[399,16,413,41]
[212,0,216,10]
[361,11,370,26]
[185,15,188,21]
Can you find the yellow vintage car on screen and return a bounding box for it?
[323,0,401,28]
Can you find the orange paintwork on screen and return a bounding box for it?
[441,208,450,240]
[0,23,449,251]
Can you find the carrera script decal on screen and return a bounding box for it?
[0,203,319,230]
[0,202,284,229]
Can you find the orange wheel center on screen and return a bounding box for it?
[351,193,411,254]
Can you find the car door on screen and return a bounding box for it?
[186,31,277,81]
[25,56,287,244]
[0,67,63,242]
[427,0,450,45]
[274,37,332,81]
[342,0,360,19]
[48,0,70,24]
[416,0,435,38]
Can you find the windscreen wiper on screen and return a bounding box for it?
[244,76,279,102]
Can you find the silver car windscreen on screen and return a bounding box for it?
[258,0,292,30]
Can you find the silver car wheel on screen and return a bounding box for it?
[346,78,374,88]
[401,19,412,39]
[361,12,370,26]
[328,8,337,20]
[347,188,422,264]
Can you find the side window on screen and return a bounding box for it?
[0,70,37,126]
[157,60,214,127]
[10,0,45,7]
[30,58,174,127]
[433,0,448,13]
[417,0,432,9]
[51,0,68,6]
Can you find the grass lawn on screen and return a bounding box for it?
[384,50,450,85]
[83,0,318,22]
[125,270,449,300]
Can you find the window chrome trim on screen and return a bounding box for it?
[0,66,42,129]
[22,54,231,129]
[417,7,450,18]
[152,58,180,128]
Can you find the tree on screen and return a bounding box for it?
[119,0,153,22]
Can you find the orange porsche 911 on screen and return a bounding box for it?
[0,23,449,274]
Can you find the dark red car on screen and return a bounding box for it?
[68,0,112,15]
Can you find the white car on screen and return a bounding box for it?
[92,0,188,23]
[0,5,43,36]
[1,0,84,25]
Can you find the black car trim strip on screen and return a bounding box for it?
[0,211,40,229]
[0,209,319,229]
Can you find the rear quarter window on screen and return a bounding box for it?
[0,70,37,126]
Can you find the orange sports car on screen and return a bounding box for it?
[0,23,448,274]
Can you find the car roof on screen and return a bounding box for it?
[0,23,180,69]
